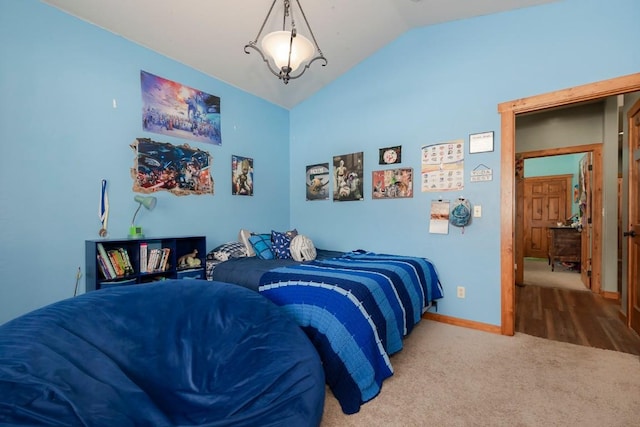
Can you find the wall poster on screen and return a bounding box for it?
[232,155,254,196]
[131,138,214,196]
[372,168,413,199]
[306,163,330,201]
[333,152,364,201]
[141,70,222,145]
[421,139,464,192]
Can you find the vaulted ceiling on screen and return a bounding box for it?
[43,0,559,109]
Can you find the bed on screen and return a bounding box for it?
[211,248,443,414]
[0,280,325,426]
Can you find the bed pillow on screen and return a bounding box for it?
[271,230,292,259]
[290,235,317,262]
[249,233,274,260]
[207,241,247,261]
[285,228,299,240]
[238,229,256,257]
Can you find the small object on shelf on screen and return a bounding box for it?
[178,249,200,268]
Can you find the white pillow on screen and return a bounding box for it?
[238,228,256,257]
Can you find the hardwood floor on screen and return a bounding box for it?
[515,284,640,356]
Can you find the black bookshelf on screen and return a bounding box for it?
[85,236,206,291]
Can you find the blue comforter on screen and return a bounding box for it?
[0,280,325,426]
[259,250,443,414]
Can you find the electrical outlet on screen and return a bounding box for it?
[473,205,482,217]
[457,286,465,298]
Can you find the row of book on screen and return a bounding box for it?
[97,243,134,280]
[97,243,173,280]
[140,243,171,273]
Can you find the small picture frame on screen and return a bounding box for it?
[378,145,402,165]
[232,155,253,196]
[469,131,494,154]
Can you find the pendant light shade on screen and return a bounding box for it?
[261,30,315,73]
[245,0,326,84]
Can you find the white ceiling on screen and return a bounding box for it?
[42,0,559,109]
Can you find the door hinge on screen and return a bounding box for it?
[588,164,593,171]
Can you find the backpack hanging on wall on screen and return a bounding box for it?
[450,197,471,231]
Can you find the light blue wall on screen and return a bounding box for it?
[0,1,290,324]
[289,0,640,326]
[2,0,639,327]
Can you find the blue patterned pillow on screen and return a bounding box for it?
[207,241,247,261]
[248,233,274,260]
[271,230,292,259]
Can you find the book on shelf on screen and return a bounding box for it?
[96,243,116,279]
[140,243,148,273]
[107,249,125,277]
[159,248,170,271]
[96,254,113,280]
[146,247,171,272]
[118,247,134,276]
[147,248,161,272]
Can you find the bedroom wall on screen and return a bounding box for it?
[289,0,640,326]
[0,1,290,325]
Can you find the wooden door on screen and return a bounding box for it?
[627,99,640,335]
[523,175,572,259]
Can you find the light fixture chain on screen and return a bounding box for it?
[283,0,291,31]
[294,0,323,56]
[252,0,278,43]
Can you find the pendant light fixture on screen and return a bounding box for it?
[244,0,327,84]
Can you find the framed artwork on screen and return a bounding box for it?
[141,70,222,145]
[333,152,364,201]
[232,155,253,196]
[306,163,330,201]
[378,145,402,165]
[469,131,494,154]
[131,138,214,196]
[372,168,413,199]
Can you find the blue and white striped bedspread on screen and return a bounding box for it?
[258,250,443,414]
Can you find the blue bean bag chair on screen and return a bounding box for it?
[0,280,325,426]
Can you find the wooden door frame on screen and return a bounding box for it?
[498,72,640,336]
[516,147,602,293]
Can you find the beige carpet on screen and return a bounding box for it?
[522,257,588,291]
[321,321,640,427]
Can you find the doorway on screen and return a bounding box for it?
[517,151,595,293]
[498,72,640,336]
[516,146,601,294]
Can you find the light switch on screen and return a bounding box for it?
[473,205,482,217]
